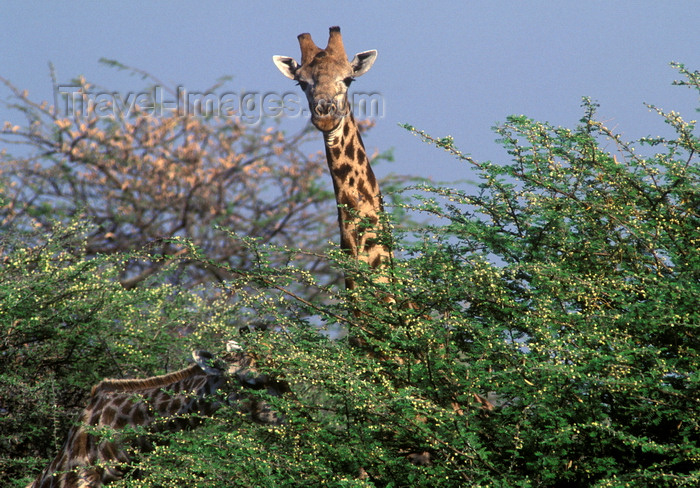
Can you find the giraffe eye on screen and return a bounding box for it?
[343,77,355,86]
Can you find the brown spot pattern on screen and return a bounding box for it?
[344,140,355,159]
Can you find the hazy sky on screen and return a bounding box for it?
[1,2,698,187]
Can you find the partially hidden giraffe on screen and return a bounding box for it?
[273,27,495,441]
[273,27,392,293]
[27,343,287,488]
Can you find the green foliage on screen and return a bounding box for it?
[112,64,698,487]
[0,222,233,485]
[4,63,699,487]
[391,64,698,486]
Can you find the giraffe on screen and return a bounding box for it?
[273,29,495,468]
[26,343,287,488]
[273,26,392,293]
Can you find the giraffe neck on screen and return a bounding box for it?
[28,365,220,488]
[322,113,393,289]
[27,351,285,488]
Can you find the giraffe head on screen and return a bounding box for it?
[273,26,377,132]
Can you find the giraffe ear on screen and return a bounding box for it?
[350,50,377,77]
[273,55,299,80]
[192,350,225,375]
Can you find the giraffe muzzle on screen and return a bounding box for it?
[315,96,349,116]
[314,99,338,117]
[312,99,348,131]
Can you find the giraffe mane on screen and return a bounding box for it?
[90,364,205,396]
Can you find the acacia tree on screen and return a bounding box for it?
[0,65,397,486]
[0,66,339,290]
[111,63,698,487]
[0,221,223,484]
[5,64,698,487]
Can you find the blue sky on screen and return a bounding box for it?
[1,2,698,186]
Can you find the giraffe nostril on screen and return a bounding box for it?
[315,99,336,116]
